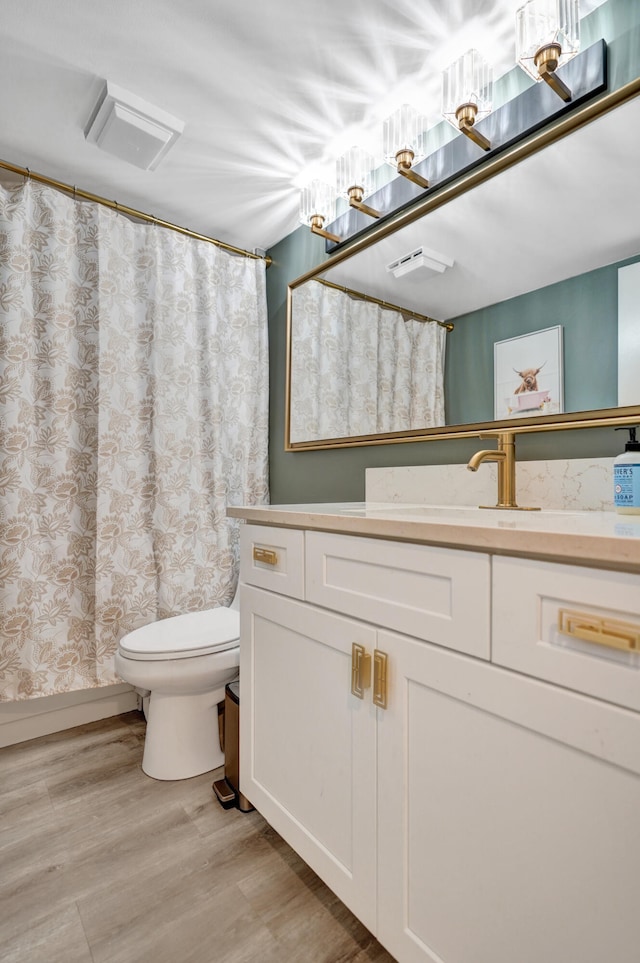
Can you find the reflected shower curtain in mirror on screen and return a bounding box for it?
[290,282,445,443]
[0,180,268,701]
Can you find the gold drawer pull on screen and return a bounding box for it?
[351,643,371,699]
[558,609,640,653]
[253,546,278,566]
[373,649,388,710]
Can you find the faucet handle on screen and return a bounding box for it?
[479,430,515,444]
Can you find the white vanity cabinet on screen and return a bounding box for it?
[376,628,640,963]
[237,519,640,963]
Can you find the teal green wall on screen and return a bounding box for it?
[266,0,640,505]
[445,258,636,426]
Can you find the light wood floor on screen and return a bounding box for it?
[0,712,396,963]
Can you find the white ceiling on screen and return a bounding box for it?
[0,0,607,253]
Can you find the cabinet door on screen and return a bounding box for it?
[240,585,378,931]
[376,629,640,963]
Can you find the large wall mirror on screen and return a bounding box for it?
[286,78,640,450]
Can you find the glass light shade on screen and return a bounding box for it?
[382,104,427,165]
[298,180,336,227]
[516,0,580,81]
[442,49,494,129]
[336,147,376,199]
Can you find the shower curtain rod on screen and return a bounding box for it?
[0,158,272,267]
[315,277,454,332]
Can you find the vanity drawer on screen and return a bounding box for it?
[493,556,640,711]
[240,524,304,600]
[305,531,490,659]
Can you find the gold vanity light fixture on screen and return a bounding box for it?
[299,179,341,243]
[516,0,580,103]
[336,146,381,219]
[382,104,430,189]
[442,48,494,152]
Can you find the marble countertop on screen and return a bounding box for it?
[228,502,640,574]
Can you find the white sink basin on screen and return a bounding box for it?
[338,503,617,535]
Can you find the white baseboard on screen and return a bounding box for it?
[0,683,139,748]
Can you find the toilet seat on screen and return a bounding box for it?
[119,607,240,661]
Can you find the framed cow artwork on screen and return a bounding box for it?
[494,326,564,421]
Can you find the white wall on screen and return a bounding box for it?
[0,683,139,748]
[618,262,640,407]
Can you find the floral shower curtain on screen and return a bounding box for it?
[289,281,446,443]
[0,180,269,701]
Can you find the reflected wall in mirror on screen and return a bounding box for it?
[286,78,640,450]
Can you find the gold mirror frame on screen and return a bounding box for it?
[286,77,640,451]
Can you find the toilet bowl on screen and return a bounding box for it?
[114,590,240,781]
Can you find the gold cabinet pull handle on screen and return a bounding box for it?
[558,609,640,653]
[253,546,278,566]
[373,649,388,709]
[351,643,371,699]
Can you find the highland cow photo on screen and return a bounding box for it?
[494,326,564,420]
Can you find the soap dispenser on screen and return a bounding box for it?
[614,426,640,514]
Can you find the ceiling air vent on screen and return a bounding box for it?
[386,245,454,280]
[85,81,184,171]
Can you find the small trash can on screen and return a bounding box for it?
[213,680,253,812]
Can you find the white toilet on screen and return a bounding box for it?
[114,589,240,781]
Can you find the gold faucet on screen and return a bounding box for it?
[467,431,539,511]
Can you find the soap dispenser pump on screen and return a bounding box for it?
[614,426,640,514]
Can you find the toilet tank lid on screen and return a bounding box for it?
[119,606,240,659]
